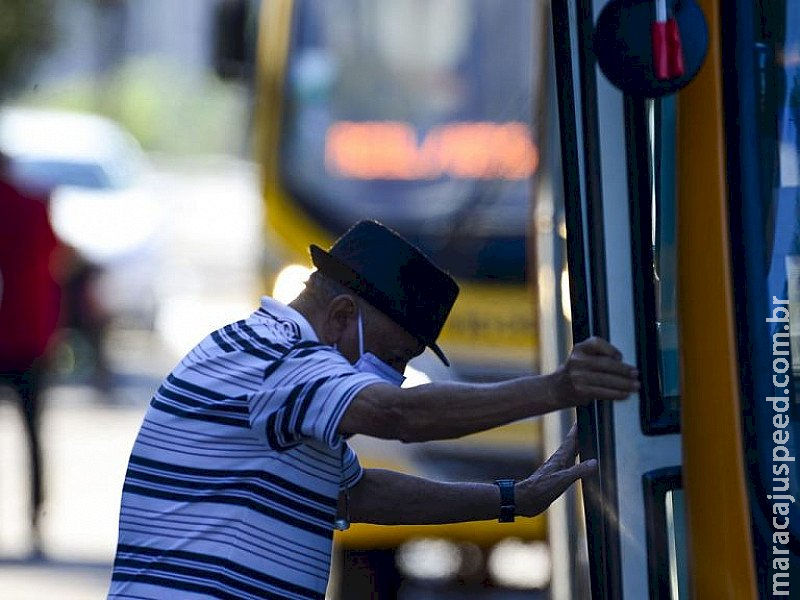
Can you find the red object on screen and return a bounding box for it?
[665,18,685,78]
[652,17,685,80]
[652,20,670,79]
[0,179,61,370]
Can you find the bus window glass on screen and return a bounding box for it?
[665,489,689,599]
[279,0,538,282]
[643,469,687,598]
[636,95,681,433]
[650,96,681,404]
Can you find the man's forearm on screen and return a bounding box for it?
[347,468,503,525]
[391,374,562,442]
[346,426,596,526]
[339,337,638,442]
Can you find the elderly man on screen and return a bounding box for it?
[108,220,638,599]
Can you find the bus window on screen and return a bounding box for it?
[643,468,689,599]
[650,96,681,415]
[665,489,689,599]
[630,94,681,434]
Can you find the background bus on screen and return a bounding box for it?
[254,0,542,379]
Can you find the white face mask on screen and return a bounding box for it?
[353,312,406,387]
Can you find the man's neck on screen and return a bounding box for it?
[288,296,325,342]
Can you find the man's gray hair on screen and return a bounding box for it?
[302,271,380,319]
[303,272,348,303]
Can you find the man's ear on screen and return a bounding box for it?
[324,294,358,345]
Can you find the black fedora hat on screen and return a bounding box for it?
[310,220,459,366]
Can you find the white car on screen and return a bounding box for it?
[0,107,165,329]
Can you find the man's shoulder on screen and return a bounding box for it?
[282,340,346,365]
[248,311,303,344]
[259,338,359,389]
[250,296,331,349]
[180,298,350,378]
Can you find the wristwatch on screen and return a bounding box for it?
[494,478,516,523]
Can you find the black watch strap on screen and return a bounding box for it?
[494,479,516,523]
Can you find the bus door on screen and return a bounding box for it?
[549,0,800,597]
[550,0,686,597]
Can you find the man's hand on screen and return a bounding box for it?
[516,423,596,517]
[553,336,639,407]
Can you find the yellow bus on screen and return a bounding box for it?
[537,0,800,597]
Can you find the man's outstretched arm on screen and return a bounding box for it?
[340,336,639,443]
[343,424,595,525]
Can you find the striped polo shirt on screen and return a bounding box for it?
[108,297,384,599]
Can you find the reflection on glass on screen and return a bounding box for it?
[646,95,681,413]
[653,96,680,402]
[665,489,689,599]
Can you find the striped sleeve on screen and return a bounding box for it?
[250,345,384,450]
[341,442,363,490]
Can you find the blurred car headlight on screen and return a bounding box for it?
[396,538,461,581]
[50,185,163,263]
[487,538,551,589]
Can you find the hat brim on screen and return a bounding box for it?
[310,244,451,367]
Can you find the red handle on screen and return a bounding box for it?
[652,18,685,80]
[666,18,685,78]
[651,21,669,80]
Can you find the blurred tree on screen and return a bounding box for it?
[0,0,55,100]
